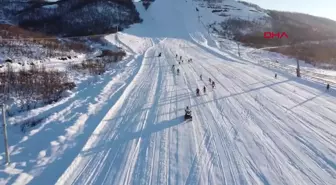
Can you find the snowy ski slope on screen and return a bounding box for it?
[0,0,335,185]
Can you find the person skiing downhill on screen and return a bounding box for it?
[180,56,182,60]
[177,68,180,74]
[196,88,200,96]
[176,54,178,58]
[200,74,202,80]
[212,81,215,88]
[209,78,212,83]
[326,84,330,91]
[203,86,206,93]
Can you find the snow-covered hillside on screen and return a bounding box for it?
[0,0,335,185]
[190,0,270,36]
[195,0,268,21]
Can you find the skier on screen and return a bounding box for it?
[209,78,212,83]
[176,54,178,58]
[158,53,161,57]
[179,61,181,65]
[182,60,183,63]
[200,74,202,80]
[184,106,192,120]
[212,81,215,88]
[180,56,182,60]
[275,73,277,79]
[196,88,200,96]
[203,86,206,93]
[326,84,330,91]
[177,68,180,75]
[172,64,175,70]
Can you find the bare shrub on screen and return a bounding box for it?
[70,59,106,75]
[0,65,75,113]
[97,50,126,62]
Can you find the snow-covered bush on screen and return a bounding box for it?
[0,64,76,115]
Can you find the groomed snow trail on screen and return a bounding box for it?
[1,0,336,184]
[56,35,336,184]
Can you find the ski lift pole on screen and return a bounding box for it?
[2,104,10,164]
[296,59,301,77]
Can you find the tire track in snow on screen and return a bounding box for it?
[200,57,336,184]
[222,63,336,128]
[197,48,336,148]
[218,64,336,153]
[178,60,228,185]
[178,43,334,184]
[188,61,250,185]
[55,41,164,185]
[128,42,176,185]
[154,48,172,185]
[166,47,219,185]
[197,61,309,185]
[186,60,240,185]
[106,43,165,184]
[182,50,261,184]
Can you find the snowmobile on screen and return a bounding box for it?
[184,106,192,120]
[196,88,200,96]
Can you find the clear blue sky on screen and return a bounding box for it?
[243,0,336,21]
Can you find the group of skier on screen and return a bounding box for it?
[186,76,216,120]
[172,64,180,75]
[173,54,218,120]
[176,54,192,63]
[196,75,215,96]
[173,54,194,75]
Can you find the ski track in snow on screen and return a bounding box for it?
[1,0,336,184]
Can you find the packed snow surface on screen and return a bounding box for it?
[0,0,335,185]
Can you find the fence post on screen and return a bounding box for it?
[2,104,10,164]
